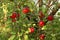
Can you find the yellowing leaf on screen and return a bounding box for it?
[8,35,15,40]
[24,35,28,40]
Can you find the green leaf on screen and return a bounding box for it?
[42,5,47,13]
[42,25,47,30]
